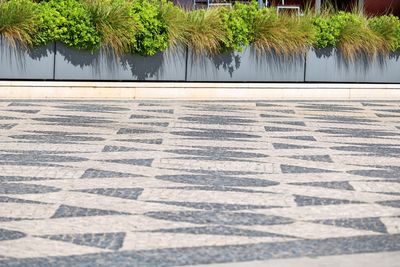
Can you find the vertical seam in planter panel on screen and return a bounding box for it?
[303,51,307,83]
[184,46,189,82]
[53,42,57,80]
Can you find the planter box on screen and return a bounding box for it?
[186,46,305,82]
[54,43,186,81]
[306,48,400,83]
[0,36,55,80]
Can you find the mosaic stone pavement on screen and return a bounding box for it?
[0,100,399,267]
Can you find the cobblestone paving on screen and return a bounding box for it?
[0,100,399,266]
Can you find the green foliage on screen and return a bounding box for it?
[0,0,38,47]
[2,0,400,56]
[34,0,100,50]
[369,15,400,52]
[159,0,186,48]
[312,11,390,59]
[253,8,315,55]
[184,7,227,55]
[129,0,168,56]
[312,16,337,48]
[84,0,135,54]
[330,12,386,59]
[221,1,257,51]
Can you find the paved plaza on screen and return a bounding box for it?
[0,100,399,266]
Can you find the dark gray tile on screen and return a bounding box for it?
[273,143,315,149]
[377,200,400,208]
[281,165,336,173]
[178,115,256,125]
[117,128,159,134]
[104,159,153,167]
[313,217,388,233]
[289,155,333,163]
[81,169,140,179]
[39,232,126,251]
[289,181,354,191]
[0,183,60,194]
[156,174,279,187]
[0,228,26,241]
[146,201,281,211]
[265,126,301,132]
[275,135,317,141]
[171,128,261,141]
[76,188,144,200]
[0,196,47,204]
[51,205,130,218]
[149,226,294,238]
[144,211,294,226]
[294,195,363,206]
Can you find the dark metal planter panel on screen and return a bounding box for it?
[54,43,186,81]
[186,47,305,82]
[0,37,55,80]
[306,48,400,83]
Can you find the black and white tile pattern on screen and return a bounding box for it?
[0,101,399,266]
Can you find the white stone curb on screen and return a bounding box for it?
[0,81,400,100]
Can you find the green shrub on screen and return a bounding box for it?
[129,0,168,56]
[369,15,400,52]
[34,0,100,50]
[0,0,38,47]
[221,2,258,51]
[312,16,338,48]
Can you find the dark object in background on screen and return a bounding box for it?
[173,0,400,16]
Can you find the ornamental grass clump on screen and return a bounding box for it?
[333,12,387,60]
[0,0,38,47]
[253,9,315,55]
[184,7,228,55]
[369,15,400,52]
[159,0,187,48]
[84,0,135,55]
[313,10,389,60]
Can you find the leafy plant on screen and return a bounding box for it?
[34,0,100,50]
[221,1,257,51]
[129,0,168,56]
[84,0,135,55]
[0,0,38,47]
[369,15,400,52]
[184,7,227,55]
[312,16,338,48]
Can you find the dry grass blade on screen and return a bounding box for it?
[160,2,186,48]
[0,0,38,48]
[185,8,227,55]
[84,0,135,55]
[338,13,388,60]
[253,11,315,56]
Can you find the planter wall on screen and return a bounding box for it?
[186,46,305,82]
[305,48,400,83]
[1,41,400,83]
[0,37,55,80]
[54,43,186,81]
